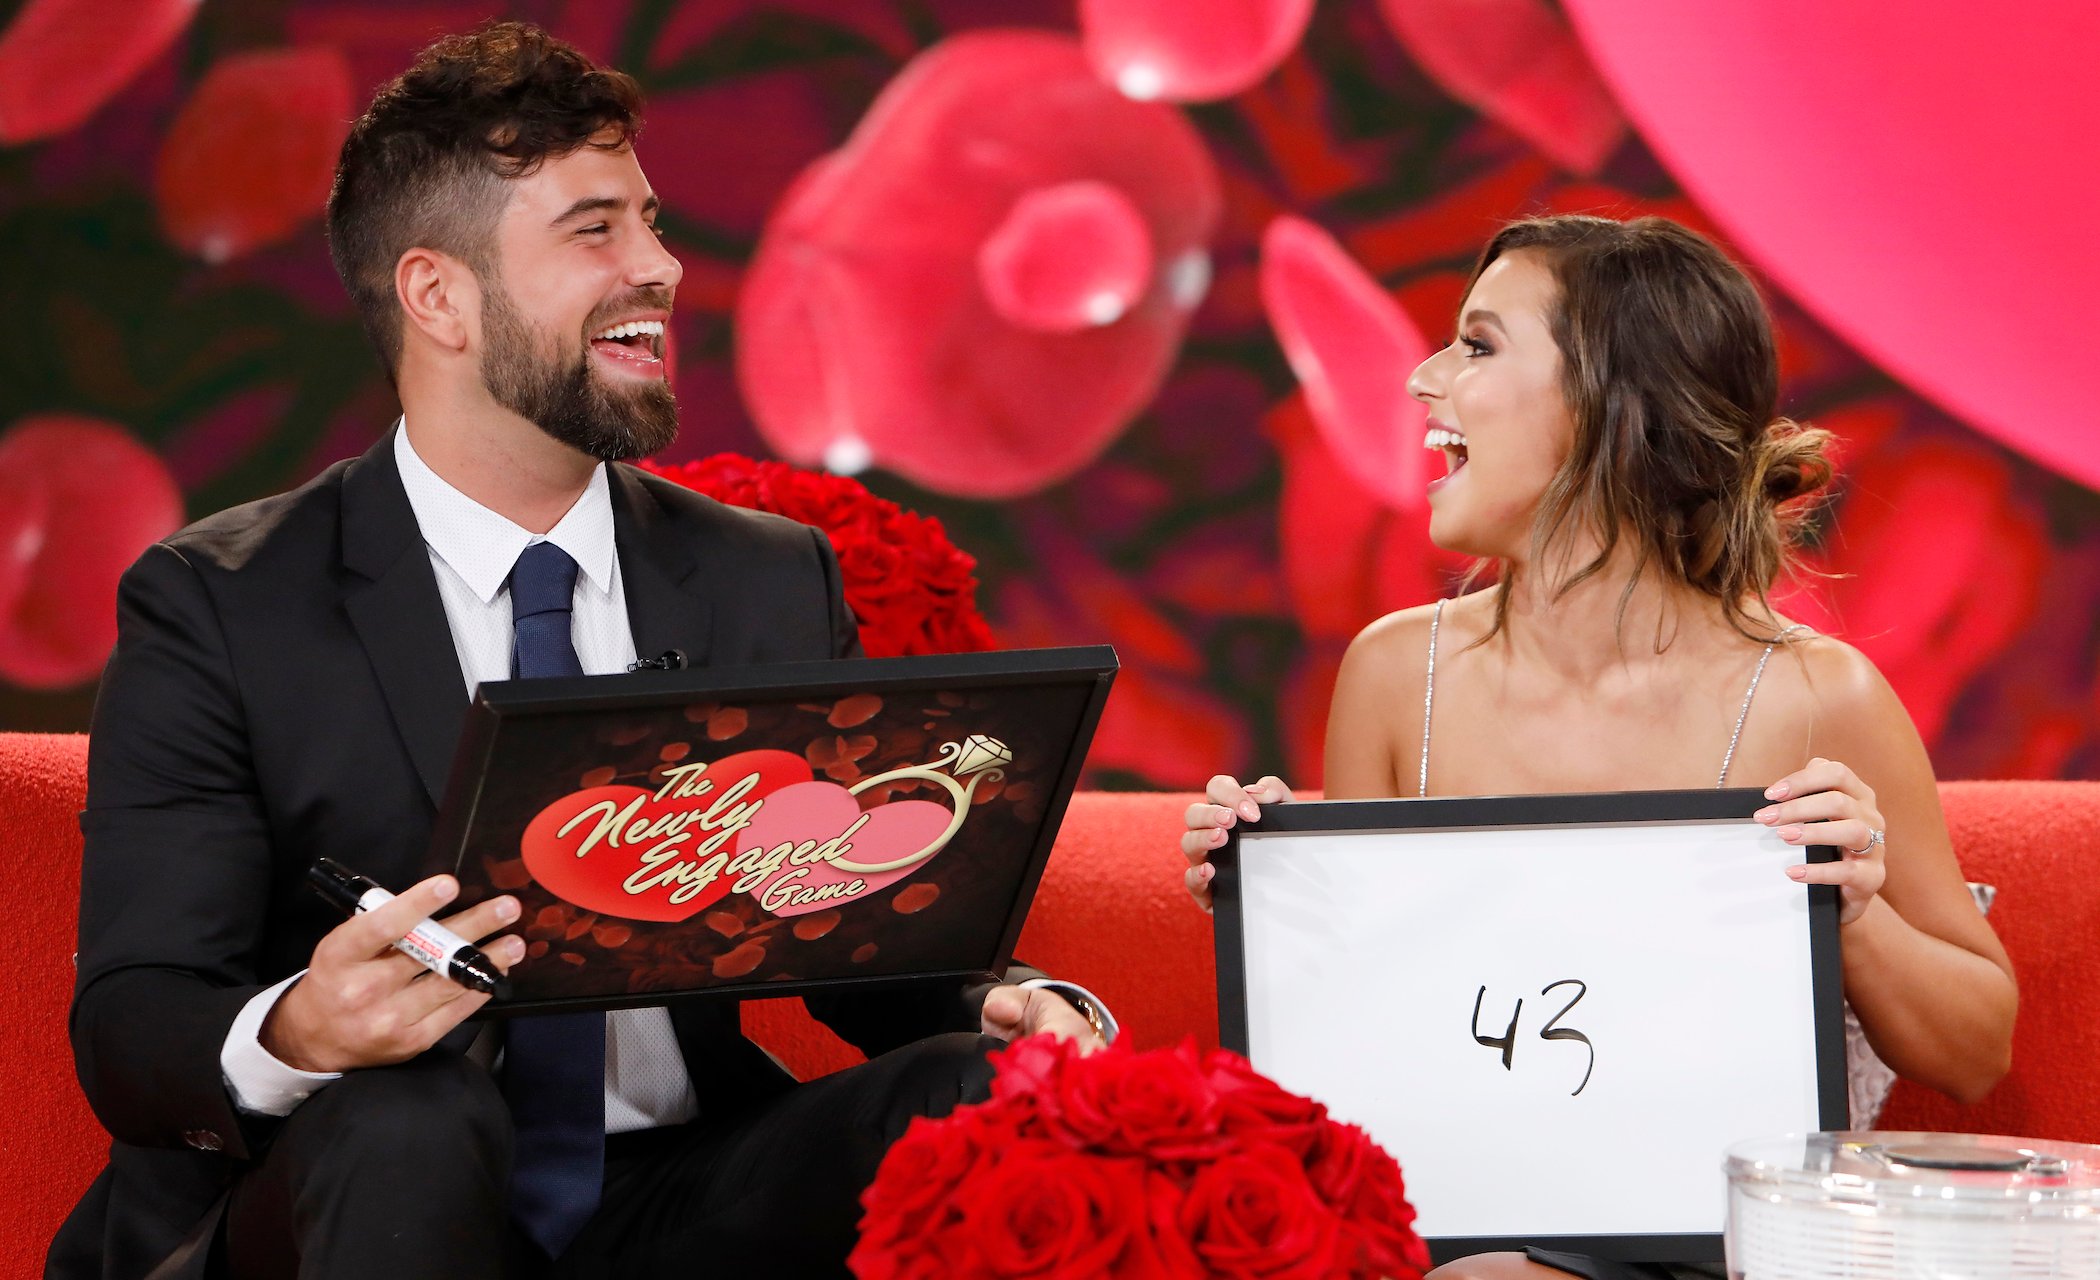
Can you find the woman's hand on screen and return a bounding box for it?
[1180,775,1294,913]
[1759,756,1889,925]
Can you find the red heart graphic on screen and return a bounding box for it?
[731,780,957,917]
[519,749,812,922]
[1560,0,2100,488]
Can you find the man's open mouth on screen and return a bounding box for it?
[589,319,666,366]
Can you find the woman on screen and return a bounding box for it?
[1181,215,2015,1280]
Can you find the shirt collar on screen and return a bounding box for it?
[393,421,618,604]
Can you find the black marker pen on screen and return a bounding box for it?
[307,858,511,997]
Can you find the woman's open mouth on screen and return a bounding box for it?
[1424,425,1469,490]
[588,319,666,374]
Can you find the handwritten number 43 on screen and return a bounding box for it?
[1471,980,1595,1097]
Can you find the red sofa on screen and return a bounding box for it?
[8,731,2098,1276]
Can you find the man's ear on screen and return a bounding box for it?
[395,248,479,355]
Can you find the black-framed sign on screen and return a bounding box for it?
[1212,791,1846,1267]
[433,646,1116,1016]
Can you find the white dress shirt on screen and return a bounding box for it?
[220,422,1114,1125]
[223,423,694,1130]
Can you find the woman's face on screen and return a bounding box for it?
[1407,249,1576,561]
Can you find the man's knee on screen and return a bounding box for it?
[292,1049,512,1176]
[867,1031,1003,1142]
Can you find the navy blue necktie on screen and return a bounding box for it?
[502,541,604,1258]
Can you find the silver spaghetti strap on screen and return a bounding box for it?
[1421,600,1444,798]
[1718,624,1809,788]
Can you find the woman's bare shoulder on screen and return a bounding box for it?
[1354,591,1491,654]
[1342,594,1484,686]
[1760,626,1911,750]
[1776,629,1893,710]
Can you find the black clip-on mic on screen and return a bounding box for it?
[627,649,687,672]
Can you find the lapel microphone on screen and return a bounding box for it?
[628,649,687,672]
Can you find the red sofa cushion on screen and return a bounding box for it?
[8,735,2095,1276]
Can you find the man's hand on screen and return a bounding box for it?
[980,984,1105,1053]
[261,874,524,1073]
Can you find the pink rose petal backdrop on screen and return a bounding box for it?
[2,0,2095,786]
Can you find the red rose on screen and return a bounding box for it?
[1041,1041,1225,1161]
[1176,1142,1343,1280]
[859,1042,1421,1280]
[858,1111,1006,1245]
[1307,1123,1431,1278]
[957,1140,1150,1277]
[991,1031,1072,1092]
[641,454,997,658]
[1203,1049,1329,1159]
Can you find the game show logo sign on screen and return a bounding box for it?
[520,735,1013,922]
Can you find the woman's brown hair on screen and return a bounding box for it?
[1462,214,1832,644]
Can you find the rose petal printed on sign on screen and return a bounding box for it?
[736,30,1222,498]
[1078,0,1315,102]
[1261,216,1436,512]
[0,416,184,689]
[155,48,355,263]
[1378,0,1626,175]
[0,0,200,143]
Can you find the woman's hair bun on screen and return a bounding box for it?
[1754,418,1834,506]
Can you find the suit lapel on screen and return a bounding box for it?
[340,428,468,808]
[609,465,713,668]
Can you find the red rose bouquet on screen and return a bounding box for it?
[851,1036,1430,1280]
[641,454,997,658]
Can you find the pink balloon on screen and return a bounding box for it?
[1260,215,1435,511]
[1379,0,1626,174]
[0,416,184,689]
[1561,0,2100,489]
[1078,0,1315,102]
[736,31,1221,499]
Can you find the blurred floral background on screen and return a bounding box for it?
[2,0,2095,788]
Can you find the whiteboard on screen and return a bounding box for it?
[1216,793,1843,1263]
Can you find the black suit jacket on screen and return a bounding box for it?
[51,431,1006,1280]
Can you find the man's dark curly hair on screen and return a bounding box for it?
[325,21,643,377]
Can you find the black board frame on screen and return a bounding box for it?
[1211,789,1846,1267]
[430,645,1117,1016]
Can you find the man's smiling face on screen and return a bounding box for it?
[476,134,684,461]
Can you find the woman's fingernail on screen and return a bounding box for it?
[1779,826,1803,842]
[1201,864,1215,882]
[1787,866,1808,880]
[1754,807,1775,823]
[1211,828,1226,846]
[497,897,519,921]
[1766,783,1789,799]
[1240,802,1259,820]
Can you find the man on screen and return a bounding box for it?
[54,23,1109,1280]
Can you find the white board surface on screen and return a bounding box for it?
[1237,819,1823,1241]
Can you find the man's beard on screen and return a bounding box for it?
[479,280,679,462]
